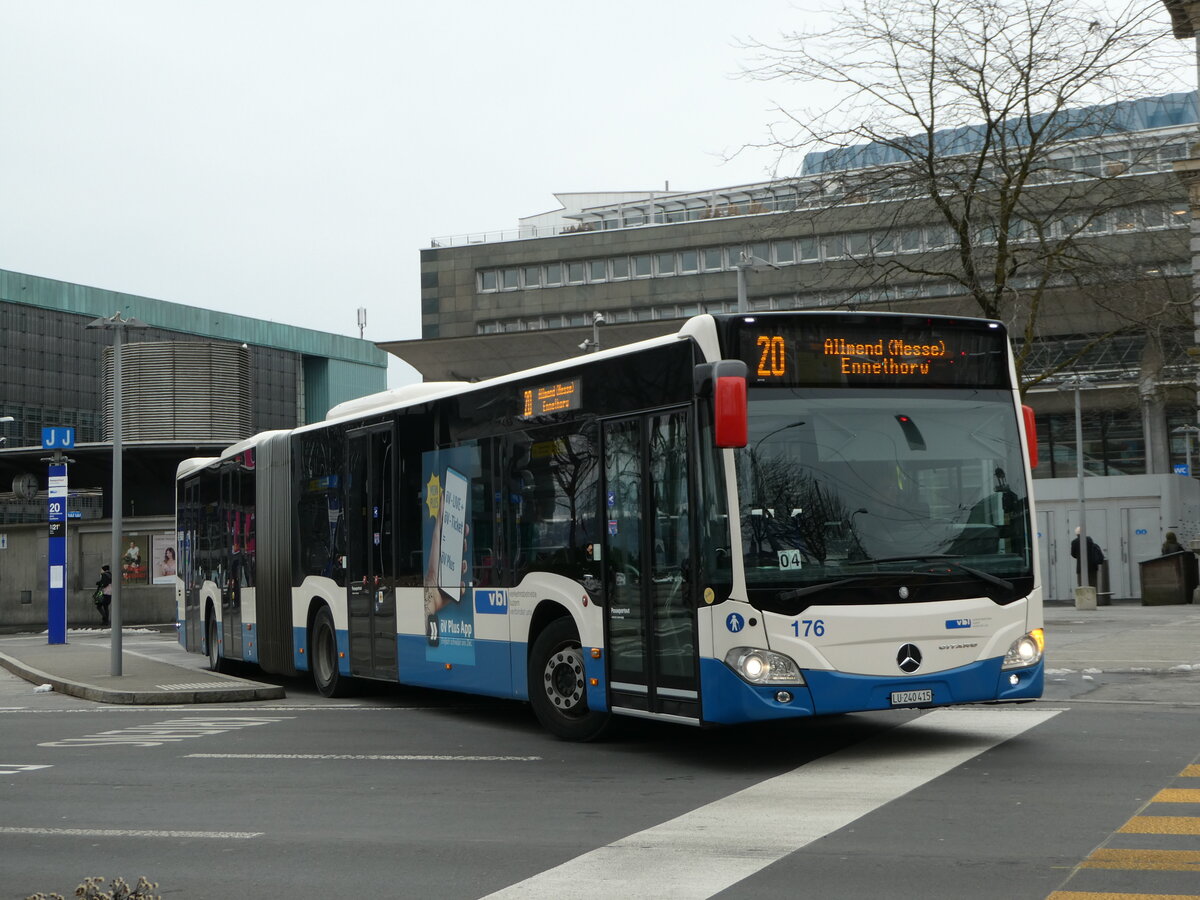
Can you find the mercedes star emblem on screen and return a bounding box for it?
[897,643,922,673]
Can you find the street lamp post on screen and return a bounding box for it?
[1059,374,1097,606]
[735,251,779,313]
[86,312,148,676]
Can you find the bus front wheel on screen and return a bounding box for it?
[312,606,351,697]
[528,617,610,741]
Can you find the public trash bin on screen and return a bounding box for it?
[1138,551,1198,606]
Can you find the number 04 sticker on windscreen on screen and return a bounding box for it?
[777,549,803,569]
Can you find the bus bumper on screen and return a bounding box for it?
[802,657,1044,715]
[698,657,1043,724]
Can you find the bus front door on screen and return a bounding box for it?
[603,408,699,722]
[346,424,398,680]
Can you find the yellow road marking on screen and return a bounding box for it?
[1048,892,1200,899]
[1081,848,1200,871]
[1152,789,1200,803]
[1118,816,1200,835]
[1182,765,1200,777]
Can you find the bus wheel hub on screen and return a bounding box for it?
[544,648,584,710]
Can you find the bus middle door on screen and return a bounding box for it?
[346,423,399,680]
[602,407,699,722]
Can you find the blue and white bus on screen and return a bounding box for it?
[175,311,1043,739]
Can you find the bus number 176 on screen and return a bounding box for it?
[791,619,826,638]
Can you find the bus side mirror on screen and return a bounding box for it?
[1022,405,1038,469]
[695,361,748,448]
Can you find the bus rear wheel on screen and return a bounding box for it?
[528,617,610,741]
[206,613,229,674]
[312,606,351,698]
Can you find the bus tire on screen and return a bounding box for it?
[206,611,229,674]
[528,617,610,741]
[312,605,351,698]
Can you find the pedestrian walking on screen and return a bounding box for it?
[93,564,112,627]
[1070,527,1105,588]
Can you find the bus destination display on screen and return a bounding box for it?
[520,378,582,417]
[734,319,1009,388]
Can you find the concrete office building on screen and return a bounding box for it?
[0,268,387,628]
[391,93,1200,602]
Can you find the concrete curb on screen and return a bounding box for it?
[0,651,286,704]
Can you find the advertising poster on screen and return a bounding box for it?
[120,535,147,584]
[151,532,177,585]
[422,445,477,665]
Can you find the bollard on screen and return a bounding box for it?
[1074,586,1097,610]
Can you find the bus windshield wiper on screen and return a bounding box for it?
[846,555,1012,591]
[778,577,871,602]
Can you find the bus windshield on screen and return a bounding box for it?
[736,387,1032,606]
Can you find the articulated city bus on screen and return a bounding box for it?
[176,311,1043,739]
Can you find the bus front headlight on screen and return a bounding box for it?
[724,647,805,685]
[1001,628,1044,670]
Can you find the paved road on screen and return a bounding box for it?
[0,606,1197,900]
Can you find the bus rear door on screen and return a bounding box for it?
[346,423,399,680]
[602,408,699,722]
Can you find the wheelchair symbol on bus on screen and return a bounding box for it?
[726,613,745,633]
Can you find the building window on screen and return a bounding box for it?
[612,256,630,279]
[567,262,585,283]
[502,268,519,290]
[702,248,724,270]
[588,260,607,281]
[679,250,699,273]
[633,254,652,277]
[798,237,819,260]
[845,232,870,257]
[1034,409,1146,479]
[821,235,845,259]
[480,270,497,291]
[523,266,541,287]
[545,263,562,286]
[656,252,676,275]
[773,240,795,264]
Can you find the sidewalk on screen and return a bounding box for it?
[0,627,285,704]
[1043,598,1200,674]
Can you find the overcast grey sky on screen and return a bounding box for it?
[0,1,815,386]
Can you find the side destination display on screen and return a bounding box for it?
[520,378,582,417]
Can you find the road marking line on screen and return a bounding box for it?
[0,827,260,839]
[0,764,51,775]
[1151,789,1200,803]
[1118,817,1200,835]
[1048,893,1200,899]
[481,707,1059,900]
[1082,848,1200,871]
[1183,765,1200,777]
[186,753,542,761]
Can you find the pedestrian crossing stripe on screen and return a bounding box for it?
[1080,849,1200,871]
[1118,817,1200,835]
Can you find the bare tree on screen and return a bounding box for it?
[740,0,1192,390]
